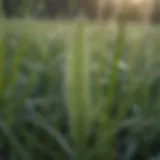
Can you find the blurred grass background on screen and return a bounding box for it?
[0,0,160,160]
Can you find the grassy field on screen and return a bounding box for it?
[0,19,160,160]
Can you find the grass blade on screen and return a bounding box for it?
[0,122,30,160]
[7,33,28,91]
[66,20,91,160]
[0,36,5,97]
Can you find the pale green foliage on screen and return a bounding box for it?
[0,20,159,160]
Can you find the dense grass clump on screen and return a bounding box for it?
[0,20,160,160]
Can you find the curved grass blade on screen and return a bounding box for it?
[0,122,30,160]
[31,117,74,160]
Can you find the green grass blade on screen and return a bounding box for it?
[0,37,5,97]
[66,20,91,160]
[32,118,74,159]
[0,122,30,160]
[103,22,127,120]
[94,22,127,159]
[7,34,28,91]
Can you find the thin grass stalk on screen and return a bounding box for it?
[0,36,5,97]
[103,22,127,121]
[116,36,145,119]
[94,22,127,159]
[7,34,28,91]
[5,34,28,125]
[91,27,107,108]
